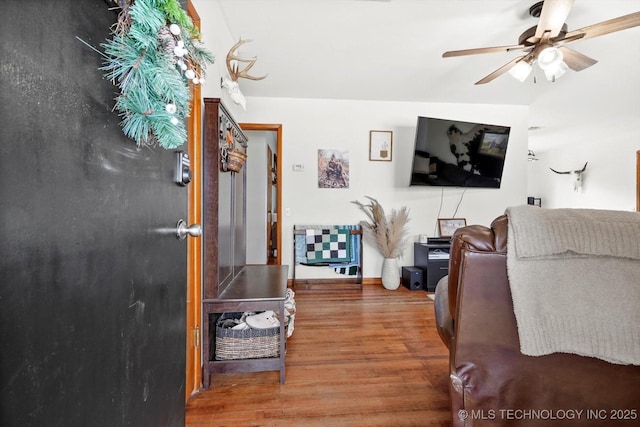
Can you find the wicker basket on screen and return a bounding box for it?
[215,312,280,360]
[226,148,247,173]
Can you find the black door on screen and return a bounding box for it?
[1,1,188,426]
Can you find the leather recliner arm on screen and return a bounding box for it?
[433,215,507,350]
[447,215,507,320]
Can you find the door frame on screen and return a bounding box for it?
[185,0,202,400]
[240,123,283,265]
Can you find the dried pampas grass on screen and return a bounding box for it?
[352,196,410,258]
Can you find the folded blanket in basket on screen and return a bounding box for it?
[305,228,351,263]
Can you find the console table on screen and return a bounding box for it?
[414,242,450,292]
[202,265,288,388]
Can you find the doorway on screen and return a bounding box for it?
[241,124,283,266]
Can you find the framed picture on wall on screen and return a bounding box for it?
[369,130,393,161]
[317,149,349,188]
[437,218,467,238]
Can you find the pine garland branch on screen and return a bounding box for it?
[129,0,165,38]
[101,0,214,149]
[150,115,187,148]
[157,0,201,38]
[185,39,215,71]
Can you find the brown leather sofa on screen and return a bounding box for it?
[434,215,640,426]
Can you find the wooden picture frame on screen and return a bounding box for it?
[369,130,393,161]
[317,149,349,189]
[437,218,467,238]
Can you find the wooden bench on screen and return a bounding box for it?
[202,265,288,388]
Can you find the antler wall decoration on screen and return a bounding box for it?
[550,162,588,192]
[221,38,267,110]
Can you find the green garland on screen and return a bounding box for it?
[101,0,214,149]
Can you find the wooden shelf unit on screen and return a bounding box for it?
[202,98,288,388]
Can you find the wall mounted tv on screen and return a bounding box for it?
[409,116,511,188]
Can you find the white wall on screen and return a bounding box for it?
[192,0,529,279]
[244,130,279,264]
[190,0,245,118]
[528,132,639,212]
[245,131,268,264]
[525,29,640,212]
[234,97,528,278]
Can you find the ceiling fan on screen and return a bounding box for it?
[443,0,640,84]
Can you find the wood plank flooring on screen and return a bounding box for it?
[185,284,453,427]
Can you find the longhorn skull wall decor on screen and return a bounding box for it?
[550,162,588,192]
[221,38,267,110]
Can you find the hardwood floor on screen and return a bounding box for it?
[185,284,453,427]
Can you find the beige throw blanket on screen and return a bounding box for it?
[505,205,640,365]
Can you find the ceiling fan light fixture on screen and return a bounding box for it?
[509,59,533,82]
[544,60,569,81]
[537,46,563,70]
[443,2,640,85]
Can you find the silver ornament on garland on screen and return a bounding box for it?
[169,23,181,36]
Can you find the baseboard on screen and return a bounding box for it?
[289,277,369,291]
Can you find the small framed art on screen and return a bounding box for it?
[527,197,542,207]
[317,149,349,188]
[437,218,467,238]
[369,130,393,161]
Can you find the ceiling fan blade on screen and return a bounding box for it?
[558,46,597,71]
[565,11,640,42]
[535,0,575,39]
[552,32,585,46]
[443,44,526,58]
[475,56,523,85]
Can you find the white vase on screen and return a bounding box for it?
[381,257,400,290]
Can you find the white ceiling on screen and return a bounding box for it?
[215,0,640,151]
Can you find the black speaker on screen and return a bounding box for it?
[402,266,424,290]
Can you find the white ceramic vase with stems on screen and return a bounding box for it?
[381,257,400,290]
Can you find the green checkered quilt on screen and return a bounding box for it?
[305,228,350,263]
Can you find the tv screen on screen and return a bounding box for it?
[409,116,511,188]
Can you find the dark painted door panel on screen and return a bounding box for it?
[0,1,187,426]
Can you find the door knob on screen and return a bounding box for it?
[176,219,202,240]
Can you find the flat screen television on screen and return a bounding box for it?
[409,116,511,188]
